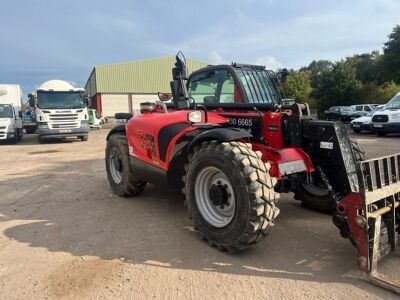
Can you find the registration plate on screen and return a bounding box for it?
[59,129,72,133]
[373,123,383,128]
[352,124,360,128]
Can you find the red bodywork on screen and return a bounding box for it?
[337,193,369,270]
[126,109,315,179]
[126,110,226,170]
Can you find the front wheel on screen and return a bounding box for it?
[184,141,280,252]
[79,135,89,141]
[105,134,146,197]
[37,136,46,144]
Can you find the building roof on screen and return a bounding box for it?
[85,56,207,97]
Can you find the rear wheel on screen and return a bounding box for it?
[17,129,23,141]
[105,134,146,196]
[26,127,35,134]
[294,139,366,212]
[184,141,280,252]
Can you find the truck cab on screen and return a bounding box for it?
[0,84,23,143]
[30,80,90,143]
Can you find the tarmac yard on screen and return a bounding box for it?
[0,130,399,299]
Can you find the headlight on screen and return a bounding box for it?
[188,111,202,123]
[81,120,89,127]
[278,160,307,175]
[391,113,400,119]
[38,123,48,129]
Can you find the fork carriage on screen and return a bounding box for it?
[338,154,400,293]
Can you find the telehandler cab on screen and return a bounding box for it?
[106,53,399,293]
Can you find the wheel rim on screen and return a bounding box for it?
[109,148,123,184]
[194,166,236,228]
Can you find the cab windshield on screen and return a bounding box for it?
[0,104,13,118]
[340,107,354,111]
[234,67,281,104]
[385,94,400,109]
[37,91,86,109]
[188,67,282,105]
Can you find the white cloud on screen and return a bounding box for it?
[254,56,282,71]
[208,51,228,64]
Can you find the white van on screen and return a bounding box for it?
[370,92,400,136]
[0,84,23,143]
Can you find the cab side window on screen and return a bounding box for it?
[364,106,371,111]
[188,69,236,104]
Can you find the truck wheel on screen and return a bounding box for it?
[352,129,361,133]
[294,139,365,212]
[377,132,386,137]
[26,127,36,134]
[38,136,46,144]
[105,134,146,197]
[80,135,89,141]
[17,129,23,141]
[10,131,18,144]
[184,141,280,252]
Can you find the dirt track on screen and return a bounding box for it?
[0,130,399,299]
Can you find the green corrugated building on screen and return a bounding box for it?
[85,56,207,117]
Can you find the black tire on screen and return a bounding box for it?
[377,131,386,137]
[26,127,35,134]
[80,135,89,141]
[10,131,18,144]
[294,139,366,212]
[352,129,361,133]
[105,134,146,197]
[38,136,46,144]
[184,141,280,252]
[17,129,23,141]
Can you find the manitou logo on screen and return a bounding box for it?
[55,110,72,114]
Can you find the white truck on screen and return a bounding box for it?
[29,80,90,143]
[0,84,23,143]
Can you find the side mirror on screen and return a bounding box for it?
[158,92,172,102]
[172,52,188,80]
[28,98,35,108]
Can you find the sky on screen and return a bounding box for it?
[0,0,399,95]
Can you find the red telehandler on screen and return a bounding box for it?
[105,53,399,293]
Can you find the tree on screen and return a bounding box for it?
[282,71,313,104]
[358,81,400,104]
[313,61,361,112]
[345,51,384,84]
[382,25,400,83]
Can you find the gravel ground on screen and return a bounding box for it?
[0,129,398,299]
